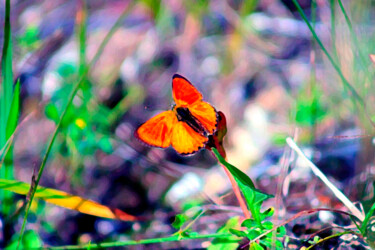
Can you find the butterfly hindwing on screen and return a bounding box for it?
[171,121,208,155]
[188,101,218,135]
[172,74,202,106]
[135,110,177,148]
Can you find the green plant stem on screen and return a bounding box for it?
[305,231,354,250]
[43,233,233,249]
[16,2,136,248]
[291,0,375,128]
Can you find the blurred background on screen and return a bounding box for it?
[1,0,375,248]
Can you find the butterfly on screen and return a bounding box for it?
[135,74,218,155]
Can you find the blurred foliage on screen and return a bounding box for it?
[17,25,41,52]
[6,230,42,249]
[44,62,113,166]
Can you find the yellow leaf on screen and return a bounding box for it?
[0,179,137,221]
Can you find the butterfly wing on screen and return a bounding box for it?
[172,74,217,135]
[135,111,177,148]
[172,74,202,106]
[189,101,218,135]
[171,121,208,155]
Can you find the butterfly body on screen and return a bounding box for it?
[135,74,218,155]
[174,106,208,136]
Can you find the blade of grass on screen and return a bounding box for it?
[17,2,136,247]
[337,0,368,72]
[5,79,20,139]
[76,0,91,102]
[0,0,14,215]
[0,80,20,169]
[3,79,20,215]
[77,0,87,77]
[0,109,36,169]
[309,0,317,142]
[360,202,375,235]
[291,0,375,128]
[44,233,234,249]
[0,0,13,144]
[286,137,365,221]
[329,0,339,62]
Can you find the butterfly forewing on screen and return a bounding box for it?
[172,74,202,106]
[135,111,177,148]
[188,101,218,134]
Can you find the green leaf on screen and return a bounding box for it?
[308,236,321,244]
[23,230,42,248]
[208,241,238,250]
[18,25,40,50]
[5,79,20,138]
[229,228,247,238]
[260,237,284,249]
[212,148,255,189]
[213,148,273,199]
[277,226,286,237]
[241,218,257,229]
[361,201,375,235]
[5,230,42,249]
[209,217,240,250]
[261,207,274,219]
[98,136,113,153]
[218,217,240,233]
[172,214,189,230]
[247,229,261,240]
[250,242,264,250]
[239,182,271,226]
[45,103,60,123]
[212,148,273,227]
[295,97,326,126]
[262,221,273,230]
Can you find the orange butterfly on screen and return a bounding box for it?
[135,74,218,155]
